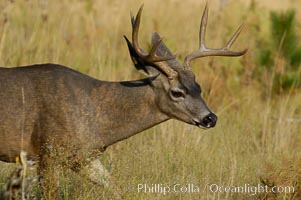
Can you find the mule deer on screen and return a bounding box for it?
[0,4,247,197]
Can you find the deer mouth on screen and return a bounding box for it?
[192,119,209,129]
[192,112,218,129]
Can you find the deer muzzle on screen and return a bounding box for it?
[193,112,218,128]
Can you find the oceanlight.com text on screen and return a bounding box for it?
[209,183,294,196]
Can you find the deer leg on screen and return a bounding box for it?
[77,159,110,186]
[38,153,62,199]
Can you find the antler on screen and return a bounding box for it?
[183,3,248,70]
[125,5,177,79]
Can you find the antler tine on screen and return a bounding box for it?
[148,38,163,59]
[225,23,246,50]
[199,2,208,49]
[131,5,176,63]
[132,5,147,57]
[130,10,135,29]
[183,3,248,70]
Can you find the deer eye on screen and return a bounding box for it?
[170,89,185,99]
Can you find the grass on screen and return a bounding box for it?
[0,0,300,199]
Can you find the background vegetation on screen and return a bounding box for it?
[0,0,300,199]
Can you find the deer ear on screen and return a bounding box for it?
[124,36,161,77]
[151,32,175,57]
[151,32,182,70]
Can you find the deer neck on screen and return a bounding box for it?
[93,78,169,148]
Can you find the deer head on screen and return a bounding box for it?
[124,4,247,129]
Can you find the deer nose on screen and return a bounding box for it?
[202,112,218,128]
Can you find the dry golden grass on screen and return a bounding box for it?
[0,0,300,199]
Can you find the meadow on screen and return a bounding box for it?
[0,0,300,199]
